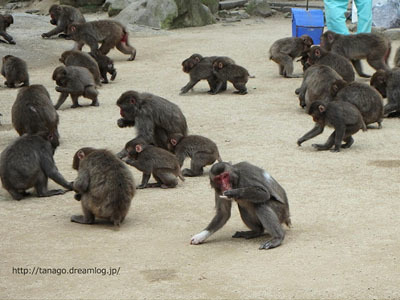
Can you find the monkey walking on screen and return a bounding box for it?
[71,148,135,226]
[191,161,291,250]
[212,57,250,95]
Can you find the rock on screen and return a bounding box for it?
[245,0,273,17]
[201,0,219,14]
[171,0,216,28]
[383,28,400,40]
[60,0,106,6]
[104,0,135,16]
[115,0,178,29]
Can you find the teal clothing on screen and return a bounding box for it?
[324,0,372,34]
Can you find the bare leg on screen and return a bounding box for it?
[71,202,95,224]
[54,92,69,110]
[116,41,136,61]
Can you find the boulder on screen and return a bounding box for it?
[245,0,273,17]
[172,0,216,28]
[115,0,178,29]
[60,0,105,6]
[201,0,219,14]
[104,0,135,16]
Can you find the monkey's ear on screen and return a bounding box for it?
[130,97,136,105]
[70,25,76,33]
[327,32,334,43]
[218,62,223,69]
[189,62,194,69]
[315,48,320,57]
[194,57,200,63]
[77,150,86,160]
[135,144,143,153]
[171,138,177,146]
[318,105,326,113]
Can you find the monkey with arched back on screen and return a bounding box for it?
[1,55,29,88]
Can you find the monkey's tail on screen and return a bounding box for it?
[121,29,131,46]
[361,120,367,132]
[178,169,185,182]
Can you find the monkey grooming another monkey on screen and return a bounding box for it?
[191,161,291,250]
[116,90,188,152]
[1,55,29,88]
[0,14,15,44]
[320,31,391,78]
[67,20,136,61]
[370,69,400,117]
[89,52,117,84]
[0,133,72,200]
[123,138,184,189]
[12,84,60,139]
[331,80,383,128]
[59,50,101,86]
[52,65,99,109]
[269,35,314,78]
[42,4,85,39]
[212,57,249,95]
[71,147,135,226]
[306,46,355,82]
[168,133,222,177]
[297,100,367,152]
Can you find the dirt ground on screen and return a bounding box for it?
[0,11,399,300]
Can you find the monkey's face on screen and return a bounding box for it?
[49,6,62,22]
[117,92,139,121]
[182,58,195,73]
[212,171,232,194]
[370,72,387,98]
[210,163,236,194]
[52,67,68,86]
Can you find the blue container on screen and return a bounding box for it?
[291,8,324,45]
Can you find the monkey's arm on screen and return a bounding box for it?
[180,79,200,94]
[73,169,90,193]
[210,80,224,95]
[136,118,156,145]
[191,193,232,245]
[41,156,73,190]
[56,85,84,94]
[117,118,135,128]
[297,124,324,146]
[54,92,69,110]
[223,186,270,203]
[42,25,64,38]
[0,31,15,44]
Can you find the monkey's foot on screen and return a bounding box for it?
[111,71,117,81]
[9,190,30,201]
[74,193,82,201]
[359,73,371,78]
[341,138,354,149]
[38,189,67,197]
[330,148,341,153]
[182,168,202,177]
[312,144,330,151]
[91,100,99,107]
[232,231,265,239]
[387,111,400,118]
[259,238,282,250]
[101,79,109,84]
[71,104,82,108]
[234,90,248,95]
[71,215,94,224]
[136,184,148,189]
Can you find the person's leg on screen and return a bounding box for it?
[324,0,350,35]
[354,0,372,33]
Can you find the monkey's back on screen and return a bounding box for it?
[80,150,135,220]
[3,56,28,82]
[269,37,302,58]
[140,146,181,175]
[89,20,125,40]
[176,135,219,159]
[63,51,101,85]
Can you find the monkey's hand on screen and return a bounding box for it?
[41,33,50,39]
[223,190,238,199]
[297,139,304,146]
[190,230,211,245]
[8,40,16,45]
[117,118,127,128]
[74,193,81,201]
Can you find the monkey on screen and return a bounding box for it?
[297,100,367,152]
[0,14,15,44]
[306,46,355,82]
[167,133,222,177]
[66,20,136,61]
[1,55,29,88]
[0,133,73,200]
[320,31,391,78]
[123,138,184,189]
[59,50,102,86]
[116,90,188,153]
[269,35,314,78]
[331,79,383,128]
[70,147,135,226]
[211,57,249,95]
[41,4,85,39]
[190,161,291,250]
[89,52,117,84]
[180,54,234,94]
[52,65,99,109]
[295,65,342,109]
[370,69,400,117]
[394,47,400,68]
[12,85,60,140]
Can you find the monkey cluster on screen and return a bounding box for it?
[1,6,400,251]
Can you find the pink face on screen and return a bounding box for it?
[214,171,232,192]
[120,108,125,117]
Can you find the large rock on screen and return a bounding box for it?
[172,0,216,28]
[201,0,219,14]
[115,0,178,29]
[104,0,135,16]
[60,0,105,6]
[245,0,273,17]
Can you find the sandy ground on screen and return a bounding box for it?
[0,11,399,300]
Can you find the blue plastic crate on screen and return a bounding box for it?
[291,8,324,45]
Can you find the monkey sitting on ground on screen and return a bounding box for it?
[306,46,355,82]
[168,133,222,177]
[370,69,400,117]
[71,147,135,226]
[66,20,136,61]
[295,65,342,109]
[180,54,234,94]
[1,55,29,88]
[12,84,60,139]
[89,52,117,84]
[0,14,15,44]
[59,50,101,86]
[320,31,391,78]
[42,4,85,39]
[331,79,383,128]
[269,35,314,78]
[191,161,291,250]
[52,65,99,109]
[123,138,184,189]
[116,90,188,151]
[212,57,250,95]
[297,100,367,152]
[0,133,72,200]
